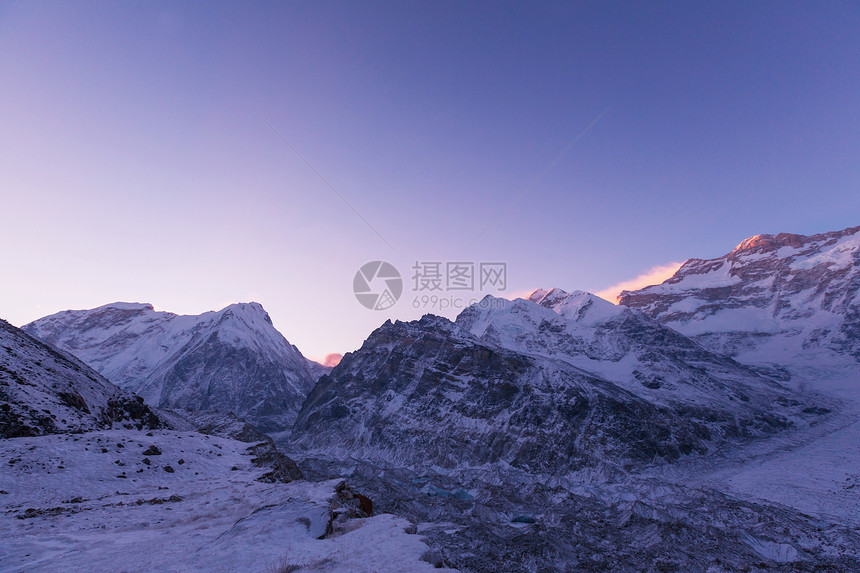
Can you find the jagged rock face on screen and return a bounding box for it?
[619,226,860,375]
[293,315,792,474]
[24,302,316,433]
[456,289,802,416]
[0,319,163,438]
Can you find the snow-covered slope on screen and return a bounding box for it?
[620,226,860,389]
[457,288,807,415]
[24,302,317,432]
[0,318,163,438]
[0,429,451,573]
[292,313,808,475]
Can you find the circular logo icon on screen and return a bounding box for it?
[353,261,403,310]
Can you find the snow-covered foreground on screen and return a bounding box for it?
[717,410,860,527]
[643,366,860,530]
[0,430,451,573]
[702,396,860,528]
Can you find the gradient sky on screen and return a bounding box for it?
[2,1,859,360]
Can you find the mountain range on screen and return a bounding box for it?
[292,290,821,475]
[5,224,860,571]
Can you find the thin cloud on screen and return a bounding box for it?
[595,262,684,303]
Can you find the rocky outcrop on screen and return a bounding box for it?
[247,441,304,483]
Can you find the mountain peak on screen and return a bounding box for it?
[528,287,572,306]
[221,301,266,313]
[731,234,781,254]
[218,302,272,324]
[527,288,620,323]
[729,225,860,257]
[95,302,155,312]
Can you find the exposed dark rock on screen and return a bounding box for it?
[248,442,303,483]
[354,493,373,516]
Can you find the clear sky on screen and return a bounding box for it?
[2,1,858,360]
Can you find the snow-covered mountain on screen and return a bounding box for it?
[620,226,860,388]
[24,302,317,432]
[292,306,808,474]
[0,318,163,438]
[457,288,802,414]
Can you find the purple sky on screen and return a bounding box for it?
[2,1,859,360]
